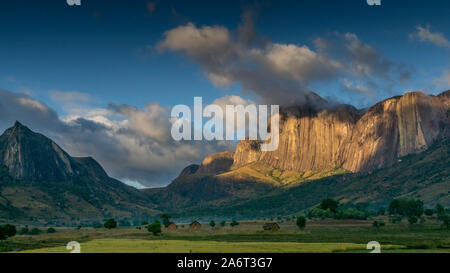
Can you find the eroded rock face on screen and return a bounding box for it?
[176,91,449,179]
[232,138,262,169]
[196,151,235,175]
[230,90,450,174]
[258,105,360,172]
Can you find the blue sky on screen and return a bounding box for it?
[1,0,449,110]
[0,0,449,186]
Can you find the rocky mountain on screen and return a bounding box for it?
[0,122,158,225]
[151,91,450,213]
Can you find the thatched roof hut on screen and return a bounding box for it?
[167,223,177,230]
[190,221,201,230]
[263,222,280,232]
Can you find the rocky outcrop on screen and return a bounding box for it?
[231,90,449,174]
[196,151,234,175]
[340,91,449,171]
[258,105,360,172]
[232,138,262,169]
[175,91,449,181]
[0,121,79,181]
[178,164,200,177]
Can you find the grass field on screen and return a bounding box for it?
[17,239,404,253]
[2,218,449,253]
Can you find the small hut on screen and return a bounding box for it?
[190,221,201,230]
[166,223,177,231]
[263,222,280,232]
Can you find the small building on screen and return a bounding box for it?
[190,221,201,230]
[263,222,280,232]
[166,223,177,230]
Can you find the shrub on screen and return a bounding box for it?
[407,215,418,225]
[46,227,56,233]
[0,224,17,240]
[29,228,42,235]
[319,198,339,213]
[147,220,162,235]
[104,218,117,229]
[209,220,216,228]
[296,216,306,230]
[230,220,239,227]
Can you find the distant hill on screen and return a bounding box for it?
[0,122,158,225]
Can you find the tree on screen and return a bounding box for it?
[104,218,117,229]
[147,220,162,235]
[209,220,216,228]
[46,227,56,233]
[424,209,433,216]
[296,216,306,230]
[319,198,339,213]
[440,214,450,229]
[435,204,445,219]
[407,215,418,225]
[2,224,16,237]
[230,220,239,227]
[141,221,149,226]
[220,221,226,227]
[29,228,42,235]
[0,224,16,240]
[389,199,424,219]
[160,214,171,228]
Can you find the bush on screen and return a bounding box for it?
[407,215,418,225]
[0,224,17,240]
[296,216,306,230]
[319,198,339,213]
[147,220,162,235]
[46,227,56,233]
[209,220,216,228]
[424,209,433,216]
[29,228,42,235]
[220,221,226,227]
[230,220,239,227]
[104,218,117,229]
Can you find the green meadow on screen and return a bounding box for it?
[2,217,449,253]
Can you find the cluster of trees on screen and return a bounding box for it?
[388,199,424,224]
[305,198,376,220]
[303,198,449,229]
[0,224,16,240]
